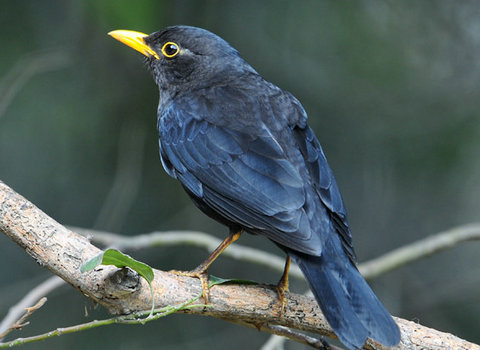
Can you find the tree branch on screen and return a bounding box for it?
[0,295,205,348]
[73,226,305,279]
[73,222,480,282]
[359,224,480,279]
[0,297,47,339]
[0,276,64,337]
[0,180,479,350]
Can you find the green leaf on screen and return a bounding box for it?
[81,249,156,316]
[209,275,257,288]
[80,249,154,285]
[80,252,104,273]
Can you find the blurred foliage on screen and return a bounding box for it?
[1,1,479,349]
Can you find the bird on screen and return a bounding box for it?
[109,26,401,349]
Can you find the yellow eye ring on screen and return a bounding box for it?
[161,42,180,58]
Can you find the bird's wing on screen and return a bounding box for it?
[158,85,353,258]
[292,125,356,262]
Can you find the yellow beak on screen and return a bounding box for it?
[108,30,160,59]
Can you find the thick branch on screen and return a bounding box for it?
[0,180,478,350]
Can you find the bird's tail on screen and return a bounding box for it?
[289,237,400,349]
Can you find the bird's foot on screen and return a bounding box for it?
[276,278,289,317]
[170,268,210,303]
[168,230,243,304]
[276,256,291,317]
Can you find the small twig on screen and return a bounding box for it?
[0,298,47,339]
[0,294,204,348]
[0,276,65,338]
[260,324,341,350]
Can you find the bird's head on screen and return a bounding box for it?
[109,26,256,95]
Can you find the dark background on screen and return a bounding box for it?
[1,1,479,348]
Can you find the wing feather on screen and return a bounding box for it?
[158,82,354,258]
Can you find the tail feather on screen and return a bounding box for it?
[289,237,400,349]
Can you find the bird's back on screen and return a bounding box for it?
[157,73,347,256]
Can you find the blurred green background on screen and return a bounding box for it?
[1,1,479,349]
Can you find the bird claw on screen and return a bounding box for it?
[170,268,211,303]
[276,256,291,317]
[276,280,289,317]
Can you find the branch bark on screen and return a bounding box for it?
[0,180,478,350]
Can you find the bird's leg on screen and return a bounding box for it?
[276,256,291,316]
[170,229,243,303]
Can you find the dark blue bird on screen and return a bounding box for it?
[109,26,401,349]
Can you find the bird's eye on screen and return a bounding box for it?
[161,42,180,58]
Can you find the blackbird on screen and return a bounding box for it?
[109,26,400,349]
